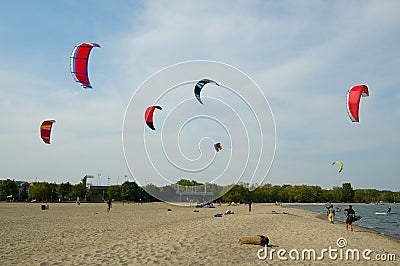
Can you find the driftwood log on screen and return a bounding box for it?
[239,235,269,246]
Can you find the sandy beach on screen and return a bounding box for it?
[0,202,398,265]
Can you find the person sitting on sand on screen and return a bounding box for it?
[327,204,335,224]
[344,205,356,231]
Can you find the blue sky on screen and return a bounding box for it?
[1,0,399,191]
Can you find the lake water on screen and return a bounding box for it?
[287,204,400,239]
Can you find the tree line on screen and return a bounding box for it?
[0,179,154,202]
[1,178,399,203]
[221,183,399,204]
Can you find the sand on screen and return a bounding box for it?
[0,202,398,265]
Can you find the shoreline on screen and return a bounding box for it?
[285,203,400,241]
[313,211,400,243]
[1,202,398,265]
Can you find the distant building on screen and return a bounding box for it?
[81,175,94,187]
[16,181,30,199]
[86,185,109,202]
[81,175,110,202]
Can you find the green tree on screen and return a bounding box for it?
[309,186,324,202]
[107,185,121,201]
[282,185,294,202]
[379,191,394,202]
[86,189,93,201]
[121,181,140,201]
[221,184,249,203]
[394,192,400,203]
[252,183,272,203]
[47,183,58,202]
[0,179,19,200]
[57,182,72,200]
[139,186,158,202]
[292,185,312,202]
[29,182,51,201]
[176,179,203,186]
[270,185,282,202]
[320,189,331,202]
[363,189,380,203]
[70,183,87,200]
[143,183,160,199]
[341,183,354,202]
[353,189,365,203]
[330,186,343,202]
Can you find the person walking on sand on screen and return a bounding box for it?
[107,199,112,212]
[345,205,355,231]
[327,204,335,224]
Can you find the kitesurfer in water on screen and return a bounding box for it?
[387,207,391,214]
[344,205,356,231]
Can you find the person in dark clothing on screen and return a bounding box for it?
[344,205,356,231]
[107,199,112,212]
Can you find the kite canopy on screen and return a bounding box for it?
[70,42,100,89]
[346,85,369,122]
[40,120,56,144]
[194,79,219,104]
[331,161,343,173]
[214,143,222,152]
[145,106,162,130]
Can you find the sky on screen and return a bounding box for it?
[1,0,399,191]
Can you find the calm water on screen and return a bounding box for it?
[287,204,400,239]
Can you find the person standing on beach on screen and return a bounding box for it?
[344,205,355,231]
[327,204,335,224]
[248,201,252,212]
[107,199,112,212]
